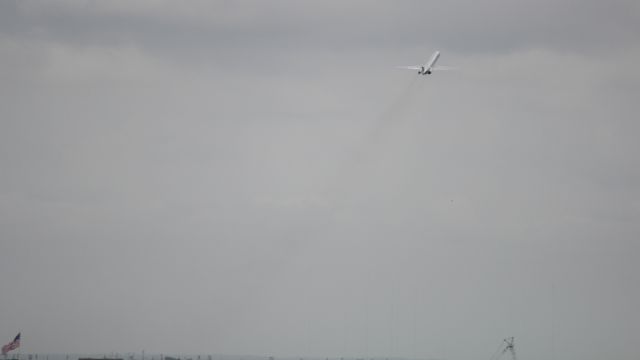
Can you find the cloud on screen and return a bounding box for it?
[0,1,639,358]
[2,0,639,62]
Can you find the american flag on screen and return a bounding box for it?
[2,333,20,355]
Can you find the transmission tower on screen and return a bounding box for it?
[502,337,516,360]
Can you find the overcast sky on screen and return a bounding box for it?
[1,1,639,359]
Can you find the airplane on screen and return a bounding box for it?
[397,51,454,75]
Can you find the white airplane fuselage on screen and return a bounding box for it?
[419,51,440,75]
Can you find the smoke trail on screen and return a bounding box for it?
[262,76,427,256]
[322,76,426,204]
[365,76,423,146]
[251,77,429,330]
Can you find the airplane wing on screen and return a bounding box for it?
[396,66,421,70]
[432,66,456,71]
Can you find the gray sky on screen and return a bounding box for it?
[1,1,639,359]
